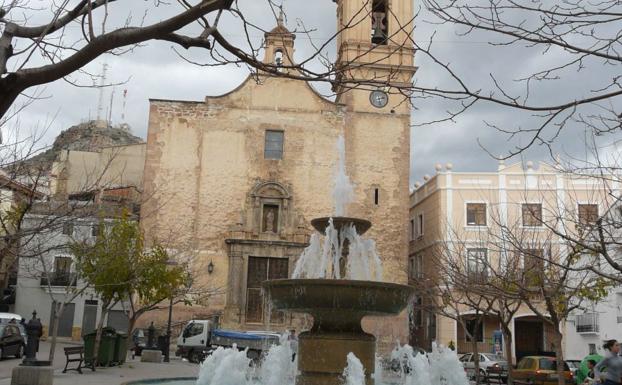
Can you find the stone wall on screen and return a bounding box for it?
[141,75,411,353]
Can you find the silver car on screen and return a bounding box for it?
[459,352,509,380]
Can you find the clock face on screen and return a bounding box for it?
[370,90,389,108]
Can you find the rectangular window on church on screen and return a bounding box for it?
[246,257,289,323]
[264,130,284,159]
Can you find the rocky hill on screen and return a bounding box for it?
[20,120,144,171]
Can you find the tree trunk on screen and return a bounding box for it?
[502,327,514,385]
[0,80,22,119]
[470,318,482,385]
[127,315,138,352]
[551,329,565,385]
[47,302,64,364]
[472,337,481,384]
[91,300,110,370]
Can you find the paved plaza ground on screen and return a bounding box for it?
[0,341,199,385]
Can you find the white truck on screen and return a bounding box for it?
[175,320,280,363]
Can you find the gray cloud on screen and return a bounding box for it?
[6,1,621,188]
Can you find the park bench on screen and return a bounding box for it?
[63,346,85,374]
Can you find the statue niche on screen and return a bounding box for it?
[249,181,292,236]
[262,204,279,233]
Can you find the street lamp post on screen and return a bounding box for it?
[164,295,173,362]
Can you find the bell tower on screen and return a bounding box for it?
[333,0,416,111]
[262,10,296,75]
[330,0,415,352]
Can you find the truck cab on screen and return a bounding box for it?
[176,320,211,363]
[176,319,282,364]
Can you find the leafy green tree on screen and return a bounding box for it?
[72,212,186,366]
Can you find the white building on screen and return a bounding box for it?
[564,288,622,360]
[14,202,131,341]
[410,160,620,362]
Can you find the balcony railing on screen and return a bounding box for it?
[576,313,599,333]
[40,273,77,287]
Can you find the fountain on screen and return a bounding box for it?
[125,135,468,385]
[263,217,414,385]
[262,135,414,385]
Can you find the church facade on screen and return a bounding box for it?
[141,0,415,350]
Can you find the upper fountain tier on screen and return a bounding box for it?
[311,216,371,235]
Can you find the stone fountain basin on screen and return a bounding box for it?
[263,279,414,319]
[310,217,372,235]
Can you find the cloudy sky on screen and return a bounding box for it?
[4,0,621,184]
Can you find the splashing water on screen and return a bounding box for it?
[292,219,383,280]
[258,336,297,385]
[333,135,354,216]
[196,346,251,385]
[195,342,469,385]
[390,342,469,385]
[343,353,366,385]
[196,337,297,385]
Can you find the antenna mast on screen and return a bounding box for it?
[96,62,108,121]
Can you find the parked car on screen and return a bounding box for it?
[459,352,509,381]
[513,356,574,385]
[0,323,25,359]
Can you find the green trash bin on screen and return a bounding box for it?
[83,327,117,367]
[114,333,129,365]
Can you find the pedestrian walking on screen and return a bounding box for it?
[596,340,622,385]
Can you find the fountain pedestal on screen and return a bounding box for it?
[264,278,414,385]
[298,332,375,385]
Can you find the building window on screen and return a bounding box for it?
[410,219,415,241]
[41,256,75,287]
[264,130,284,160]
[91,224,99,237]
[416,213,424,237]
[522,248,545,285]
[55,256,72,276]
[374,188,379,205]
[466,248,488,282]
[410,254,423,279]
[427,313,437,341]
[466,203,487,226]
[578,204,598,225]
[465,318,484,342]
[371,0,388,45]
[262,204,279,233]
[522,203,543,227]
[62,222,74,236]
[575,313,599,333]
[246,257,288,323]
[589,343,597,355]
[415,296,423,327]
